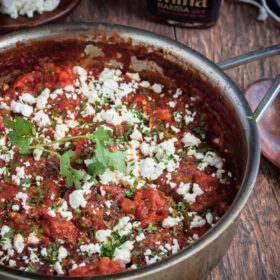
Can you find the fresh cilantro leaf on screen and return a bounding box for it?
[87,157,107,177]
[3,115,36,136]
[93,127,111,142]
[246,114,256,120]
[200,207,211,218]
[95,139,110,166]
[4,227,15,238]
[3,115,36,154]
[124,187,135,198]
[109,151,126,173]
[60,151,83,188]
[193,127,206,139]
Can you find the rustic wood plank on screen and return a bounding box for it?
[63,1,280,279]
[65,0,176,40]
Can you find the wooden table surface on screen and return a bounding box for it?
[49,0,279,279]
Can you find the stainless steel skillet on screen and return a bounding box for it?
[0,23,279,280]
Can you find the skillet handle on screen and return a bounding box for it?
[217,44,280,123]
[217,44,280,70]
[253,75,280,123]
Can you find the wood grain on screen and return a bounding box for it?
[62,1,280,279]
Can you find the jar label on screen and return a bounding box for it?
[147,0,222,23]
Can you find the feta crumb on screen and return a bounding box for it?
[167,101,176,108]
[58,247,68,261]
[36,88,50,109]
[10,101,33,117]
[14,234,25,253]
[190,215,206,229]
[33,110,50,127]
[113,217,132,236]
[95,229,112,243]
[182,132,201,147]
[19,93,36,104]
[80,243,100,255]
[184,115,194,125]
[140,158,165,180]
[162,216,181,228]
[69,190,88,209]
[54,124,69,140]
[33,149,43,161]
[152,83,163,93]
[113,240,134,265]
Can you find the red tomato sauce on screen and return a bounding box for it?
[0,64,238,276]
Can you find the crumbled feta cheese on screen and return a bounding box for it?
[10,101,33,117]
[54,124,69,140]
[190,215,206,229]
[197,151,224,171]
[9,259,16,267]
[0,102,9,110]
[95,230,112,243]
[176,182,203,203]
[182,132,201,147]
[171,238,180,254]
[94,109,122,125]
[184,115,194,125]
[130,126,143,141]
[14,234,25,253]
[73,66,87,76]
[19,93,36,104]
[173,112,182,122]
[58,247,68,261]
[47,208,56,217]
[140,158,165,180]
[0,0,60,19]
[69,190,88,209]
[12,205,20,211]
[80,243,100,255]
[167,101,176,108]
[113,217,132,236]
[33,149,43,161]
[28,232,40,244]
[12,166,25,185]
[152,83,163,93]
[206,212,213,225]
[41,248,47,256]
[15,192,30,211]
[173,88,182,98]
[136,232,145,242]
[162,216,181,228]
[1,225,11,237]
[113,241,134,265]
[81,104,95,117]
[33,110,50,127]
[54,261,64,275]
[126,72,140,81]
[36,88,50,109]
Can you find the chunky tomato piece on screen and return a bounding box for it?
[13,72,36,92]
[152,108,172,121]
[121,187,169,227]
[46,220,78,243]
[68,265,97,276]
[97,257,125,274]
[69,258,124,276]
[134,95,151,114]
[13,64,75,94]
